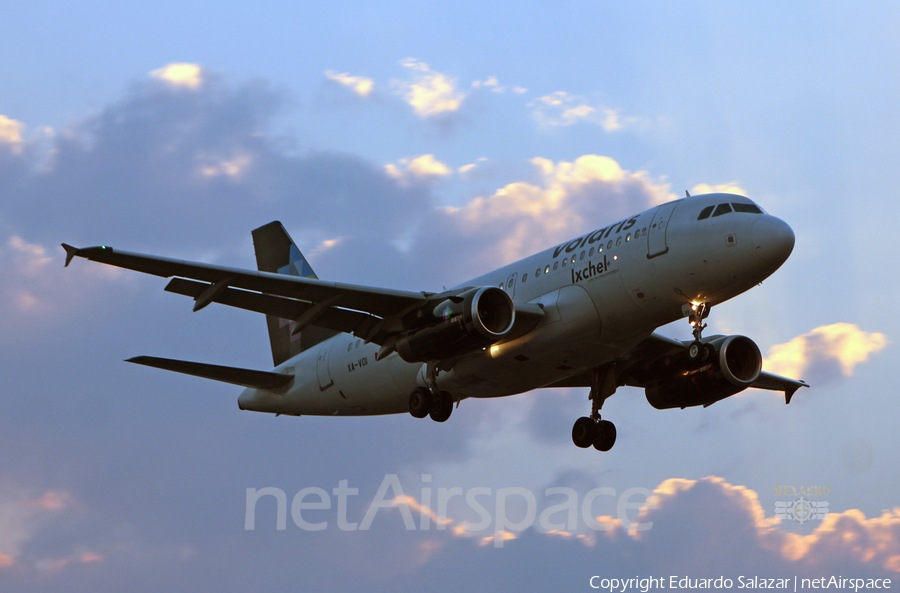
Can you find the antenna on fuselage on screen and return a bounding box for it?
[685,190,691,197]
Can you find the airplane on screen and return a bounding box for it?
[62,192,808,452]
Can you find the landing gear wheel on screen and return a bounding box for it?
[592,420,617,452]
[688,341,702,361]
[409,387,433,419]
[429,391,453,423]
[572,417,594,448]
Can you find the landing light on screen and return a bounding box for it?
[490,345,501,356]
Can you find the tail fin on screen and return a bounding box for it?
[251,221,337,366]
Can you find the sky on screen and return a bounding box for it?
[1,1,899,590]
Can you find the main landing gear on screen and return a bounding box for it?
[409,387,454,422]
[572,366,618,452]
[409,361,454,422]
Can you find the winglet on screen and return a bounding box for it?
[785,381,809,405]
[61,243,79,267]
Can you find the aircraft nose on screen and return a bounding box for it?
[751,215,795,269]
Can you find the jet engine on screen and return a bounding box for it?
[396,287,515,362]
[645,335,762,409]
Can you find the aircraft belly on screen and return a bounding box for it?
[323,336,410,415]
[240,335,411,416]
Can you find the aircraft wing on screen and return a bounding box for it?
[62,244,431,343]
[749,371,809,404]
[550,332,809,403]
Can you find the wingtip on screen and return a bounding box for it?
[61,243,79,267]
[784,381,809,405]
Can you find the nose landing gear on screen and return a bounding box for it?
[571,366,618,452]
[687,302,713,362]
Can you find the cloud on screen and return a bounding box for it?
[0,68,443,333]
[33,551,106,576]
[627,476,900,576]
[317,476,900,588]
[324,70,374,97]
[0,66,432,260]
[530,91,637,132]
[689,182,749,196]
[309,236,345,258]
[433,154,671,267]
[764,323,888,384]
[385,154,452,182]
[6,236,52,278]
[149,63,204,89]
[392,58,465,117]
[197,152,253,178]
[1,235,59,314]
[0,483,77,562]
[471,76,527,95]
[0,115,25,152]
[457,157,488,175]
[0,232,125,319]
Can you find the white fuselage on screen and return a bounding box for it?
[238,193,795,417]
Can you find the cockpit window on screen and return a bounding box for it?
[732,203,762,214]
[697,206,714,220]
[712,203,733,217]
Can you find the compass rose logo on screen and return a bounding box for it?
[774,497,829,523]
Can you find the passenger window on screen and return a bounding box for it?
[607,240,612,249]
[347,343,352,352]
[589,247,595,256]
[732,203,762,214]
[545,265,550,274]
[712,203,733,217]
[522,273,527,283]
[507,279,514,289]
[562,258,568,267]
[355,340,361,349]
[626,233,631,242]
[598,245,603,252]
[580,251,585,260]
[571,255,576,264]
[553,261,559,271]
[616,236,622,246]
[535,268,541,277]
[697,205,714,220]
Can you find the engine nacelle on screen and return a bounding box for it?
[645,335,762,410]
[396,287,516,362]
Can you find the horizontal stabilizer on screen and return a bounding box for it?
[126,356,293,390]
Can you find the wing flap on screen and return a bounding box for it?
[63,244,427,317]
[126,356,293,389]
[164,278,388,343]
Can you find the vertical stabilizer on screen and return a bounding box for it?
[251,221,337,366]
